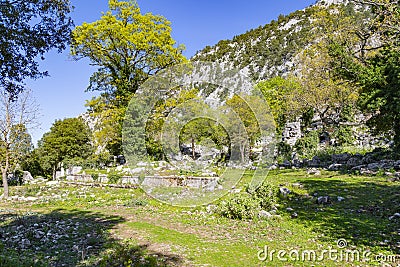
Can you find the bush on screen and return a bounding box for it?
[246,182,278,210]
[108,173,122,184]
[276,141,292,162]
[294,130,319,158]
[91,173,99,182]
[332,126,355,146]
[218,193,260,220]
[218,181,277,220]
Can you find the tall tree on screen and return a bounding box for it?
[223,94,274,163]
[257,76,300,134]
[329,0,400,149]
[292,44,359,131]
[0,90,37,198]
[71,0,186,99]
[0,0,73,96]
[71,0,186,155]
[38,118,93,179]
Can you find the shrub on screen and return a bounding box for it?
[294,130,319,158]
[332,126,355,146]
[218,182,277,220]
[247,182,278,210]
[276,141,292,162]
[218,193,260,220]
[91,173,99,182]
[108,173,122,184]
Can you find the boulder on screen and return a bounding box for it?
[22,171,34,183]
[307,168,321,175]
[280,160,291,168]
[389,213,400,220]
[394,160,400,171]
[366,162,382,171]
[360,168,377,175]
[279,187,291,197]
[307,156,321,168]
[328,164,343,171]
[258,210,273,219]
[317,196,330,204]
[346,157,363,168]
[331,153,351,163]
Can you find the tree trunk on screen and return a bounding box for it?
[52,164,57,180]
[191,137,195,159]
[240,143,245,164]
[394,118,400,151]
[1,167,9,199]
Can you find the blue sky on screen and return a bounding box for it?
[27,0,316,145]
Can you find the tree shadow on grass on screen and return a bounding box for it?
[281,178,400,253]
[0,209,183,266]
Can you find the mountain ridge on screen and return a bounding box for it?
[192,0,357,82]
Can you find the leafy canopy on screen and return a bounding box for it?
[71,0,186,102]
[0,0,73,95]
[38,118,93,176]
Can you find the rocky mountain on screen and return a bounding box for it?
[192,0,357,82]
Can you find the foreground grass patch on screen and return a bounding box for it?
[0,169,399,266]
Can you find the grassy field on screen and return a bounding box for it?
[0,169,399,266]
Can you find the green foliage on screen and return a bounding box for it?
[71,0,186,99]
[332,125,354,146]
[328,1,400,149]
[257,76,300,134]
[218,182,277,220]
[276,141,292,162]
[246,182,278,210]
[144,88,200,160]
[37,117,93,178]
[21,149,44,178]
[0,0,73,96]
[0,123,33,171]
[72,0,187,156]
[294,130,320,158]
[108,172,122,184]
[357,49,400,149]
[91,173,99,182]
[222,94,274,163]
[218,193,260,220]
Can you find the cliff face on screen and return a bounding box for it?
[192,0,360,83]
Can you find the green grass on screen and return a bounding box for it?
[0,169,399,266]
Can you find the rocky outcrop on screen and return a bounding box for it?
[276,150,400,178]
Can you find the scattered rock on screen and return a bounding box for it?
[280,160,291,168]
[346,157,363,168]
[25,196,38,201]
[337,196,345,202]
[360,168,377,176]
[46,181,59,186]
[291,212,298,219]
[307,168,321,175]
[279,187,291,197]
[258,210,273,218]
[366,162,382,171]
[389,213,400,220]
[317,196,330,205]
[328,164,343,171]
[331,153,351,163]
[269,164,278,170]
